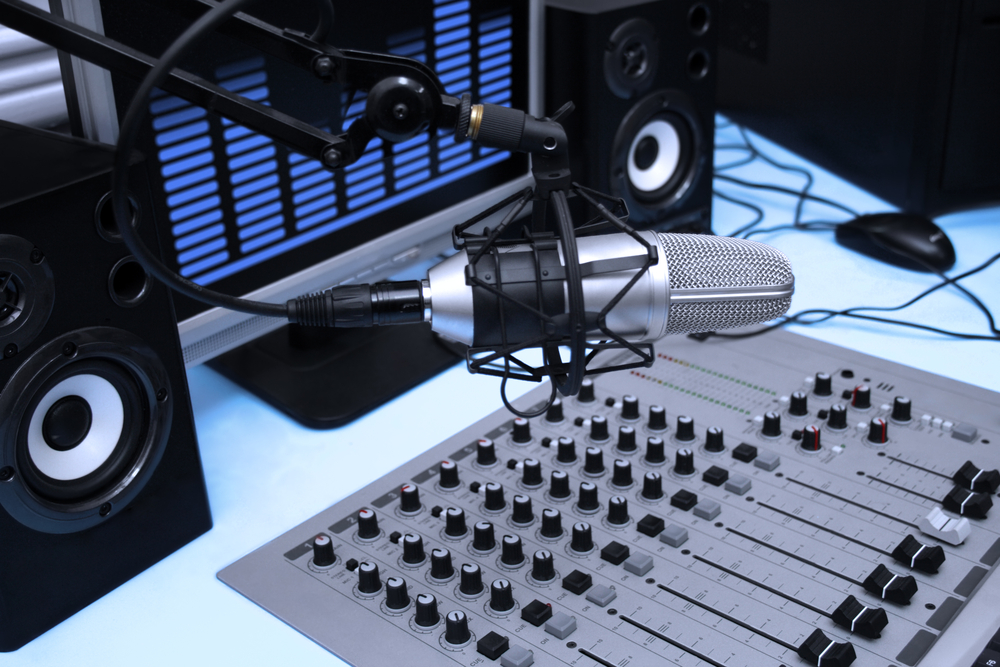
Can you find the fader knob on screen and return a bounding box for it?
[311,534,335,567]
[445,507,468,537]
[570,522,594,552]
[545,397,564,422]
[501,535,524,566]
[789,391,808,416]
[430,548,454,580]
[490,579,515,611]
[578,378,595,402]
[814,372,833,396]
[357,508,379,539]
[511,495,534,524]
[414,593,440,627]
[459,563,484,596]
[851,384,871,410]
[611,459,633,487]
[590,415,610,441]
[705,427,725,453]
[621,395,640,420]
[584,446,605,475]
[674,448,695,476]
[675,415,695,441]
[473,521,496,551]
[577,482,599,512]
[953,461,1000,494]
[828,404,848,430]
[863,564,917,604]
[648,405,667,431]
[797,629,856,667]
[385,576,410,610]
[891,396,912,422]
[402,533,425,564]
[549,470,571,499]
[477,438,498,465]
[531,550,555,582]
[557,436,577,463]
[357,561,382,594]
[645,436,666,464]
[511,417,531,443]
[800,425,821,452]
[444,610,471,645]
[522,458,543,487]
[868,418,888,444]
[399,484,421,513]
[762,411,781,437]
[541,508,563,538]
[617,425,637,452]
[608,496,629,525]
[439,460,460,489]
[642,472,664,500]
[484,482,506,511]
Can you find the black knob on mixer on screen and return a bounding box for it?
[645,436,666,464]
[484,482,506,511]
[522,458,543,487]
[584,446,605,475]
[577,482,599,512]
[642,472,664,500]
[414,593,440,627]
[621,395,640,420]
[459,563,484,596]
[385,576,410,610]
[444,610,471,645]
[868,418,888,444]
[590,415,610,441]
[828,404,848,430]
[705,427,725,453]
[311,534,335,567]
[531,550,556,582]
[357,561,382,594]
[891,396,912,422]
[511,417,531,443]
[549,470,571,499]
[490,578,516,611]
[430,548,454,580]
[578,378,595,403]
[789,391,808,416]
[557,436,577,463]
[399,484,421,513]
[570,522,594,552]
[511,494,534,524]
[611,459,633,487]
[674,448,695,476]
[402,533,425,564]
[439,460,460,489]
[608,495,629,525]
[851,384,871,410]
[477,438,498,465]
[675,415,695,441]
[617,425,637,452]
[648,405,667,431]
[800,425,821,452]
[541,508,563,538]
[357,508,380,539]
[814,371,832,396]
[762,411,782,437]
[473,521,496,551]
[445,507,467,537]
[501,535,525,566]
[545,397,564,422]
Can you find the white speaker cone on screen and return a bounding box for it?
[27,374,124,481]
[627,119,681,193]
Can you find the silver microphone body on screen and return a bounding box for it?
[425,231,795,346]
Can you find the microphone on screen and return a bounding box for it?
[287,231,794,346]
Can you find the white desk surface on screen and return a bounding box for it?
[8,126,1000,665]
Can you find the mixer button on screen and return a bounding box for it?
[659,524,689,548]
[561,569,593,595]
[477,631,510,660]
[952,422,979,442]
[943,486,993,519]
[585,584,617,607]
[831,595,888,639]
[754,450,781,471]
[703,465,729,486]
[797,628,857,667]
[544,611,577,639]
[693,499,721,520]
[670,489,698,511]
[600,541,630,565]
[520,599,553,627]
[623,552,654,576]
[732,443,758,463]
[863,564,918,604]
[725,474,753,495]
[637,514,665,537]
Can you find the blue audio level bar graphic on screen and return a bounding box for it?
[150,3,515,287]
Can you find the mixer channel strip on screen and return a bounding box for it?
[220,331,1000,667]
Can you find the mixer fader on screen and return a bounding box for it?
[220,331,1000,666]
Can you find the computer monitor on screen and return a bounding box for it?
[60,0,539,425]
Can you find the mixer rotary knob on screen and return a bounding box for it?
[549,470,571,499]
[385,576,410,610]
[590,415,610,441]
[473,521,496,551]
[311,534,335,568]
[675,415,695,441]
[459,563,484,596]
[867,418,888,444]
[705,427,725,453]
[800,425,821,452]
[578,378,595,402]
[642,472,664,500]
[490,578,516,611]
[357,561,382,594]
[674,448,695,476]
[611,459,633,487]
[577,482,599,512]
[617,425,637,452]
[813,372,833,396]
[608,496,629,525]
[531,550,556,583]
[545,397,564,422]
[439,460,460,489]
[445,507,468,537]
[789,391,808,416]
[557,436,577,463]
[584,446,605,475]
[402,533,425,564]
[484,482,506,511]
[430,548,454,580]
[828,404,848,430]
[621,395,640,420]
[357,508,380,540]
[891,396,912,422]
[399,484,421,513]
[444,610,472,645]
[541,508,563,538]
[501,535,525,566]
[648,405,667,431]
[570,522,594,553]
[522,458,543,487]
[762,411,782,437]
[511,417,531,443]
[477,438,498,466]
[851,384,871,410]
[414,593,440,628]
[511,494,534,524]
[645,436,666,464]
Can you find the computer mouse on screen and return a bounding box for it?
[834,212,956,272]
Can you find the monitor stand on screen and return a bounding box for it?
[207,323,466,429]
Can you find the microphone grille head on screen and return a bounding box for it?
[655,233,794,335]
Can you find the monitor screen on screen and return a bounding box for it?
[66,0,535,366]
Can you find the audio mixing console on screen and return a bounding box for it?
[219,331,1000,667]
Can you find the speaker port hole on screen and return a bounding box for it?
[687,49,710,80]
[688,4,711,36]
[109,257,151,308]
[95,192,139,242]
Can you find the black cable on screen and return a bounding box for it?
[712,189,764,237]
[309,0,334,42]
[736,125,814,226]
[714,173,860,217]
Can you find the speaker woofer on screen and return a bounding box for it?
[0,327,172,534]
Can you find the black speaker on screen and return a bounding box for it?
[0,121,212,652]
[546,0,717,232]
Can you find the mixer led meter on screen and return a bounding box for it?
[220,332,1000,667]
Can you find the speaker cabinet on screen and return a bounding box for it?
[546,0,717,232]
[0,121,212,651]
